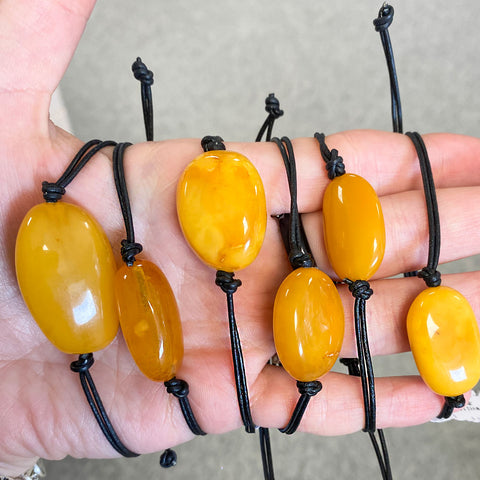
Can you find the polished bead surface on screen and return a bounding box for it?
[177,150,267,272]
[323,173,385,281]
[115,260,183,382]
[407,286,480,397]
[273,267,344,382]
[15,202,118,354]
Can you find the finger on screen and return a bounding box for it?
[0,0,96,135]
[230,132,480,215]
[253,367,444,434]
[302,186,480,278]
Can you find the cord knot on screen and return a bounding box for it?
[446,394,466,409]
[164,377,189,398]
[265,93,284,119]
[418,267,442,287]
[325,148,345,180]
[297,380,322,397]
[70,353,94,373]
[289,249,314,269]
[160,448,177,468]
[340,357,361,377]
[42,181,65,202]
[346,279,373,300]
[373,3,394,32]
[121,239,143,266]
[215,270,242,294]
[201,135,226,152]
[132,57,154,86]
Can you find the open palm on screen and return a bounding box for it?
[2,0,480,477]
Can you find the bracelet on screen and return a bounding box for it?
[1,462,45,480]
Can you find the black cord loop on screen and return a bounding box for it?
[437,395,466,419]
[256,93,284,142]
[160,448,177,468]
[201,135,226,152]
[314,133,345,179]
[132,57,154,141]
[70,354,139,458]
[373,3,402,134]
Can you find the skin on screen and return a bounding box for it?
[1,0,480,476]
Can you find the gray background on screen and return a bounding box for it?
[45,0,480,478]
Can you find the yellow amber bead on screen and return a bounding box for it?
[15,202,119,354]
[407,286,480,397]
[115,260,184,382]
[177,150,267,272]
[273,267,344,382]
[323,173,385,281]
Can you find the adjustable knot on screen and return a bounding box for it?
[70,353,94,373]
[346,279,373,301]
[373,3,394,32]
[297,380,322,397]
[418,267,442,287]
[42,181,65,202]
[121,239,143,266]
[289,249,314,269]
[201,135,226,152]
[325,148,345,180]
[160,448,177,468]
[215,270,242,294]
[445,394,466,409]
[132,57,154,86]
[164,377,189,398]
[265,93,284,119]
[340,358,361,377]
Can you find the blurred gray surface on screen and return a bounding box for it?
[48,0,480,479]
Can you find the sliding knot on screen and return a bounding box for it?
[265,93,284,119]
[325,148,345,180]
[446,394,465,409]
[418,267,441,287]
[297,380,322,397]
[160,448,177,468]
[132,57,154,86]
[121,239,143,266]
[346,279,373,300]
[70,353,94,373]
[289,249,314,269]
[201,136,226,152]
[42,181,65,202]
[373,4,394,32]
[216,270,242,294]
[340,358,361,377]
[164,377,189,398]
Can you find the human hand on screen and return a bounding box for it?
[2,0,480,477]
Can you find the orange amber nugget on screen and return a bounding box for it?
[323,173,385,280]
[273,268,344,382]
[177,150,267,272]
[15,202,119,354]
[115,260,184,382]
[407,286,480,397]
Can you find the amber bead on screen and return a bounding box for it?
[407,286,480,397]
[323,173,385,281]
[115,260,183,382]
[273,267,344,382]
[15,202,119,354]
[177,150,267,272]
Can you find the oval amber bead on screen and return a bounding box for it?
[15,202,119,354]
[177,150,267,272]
[115,260,184,382]
[323,173,385,281]
[407,286,480,397]
[273,267,344,382]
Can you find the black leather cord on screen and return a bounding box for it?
[132,57,154,141]
[259,427,275,480]
[256,94,284,142]
[70,354,139,457]
[373,4,402,134]
[405,132,465,420]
